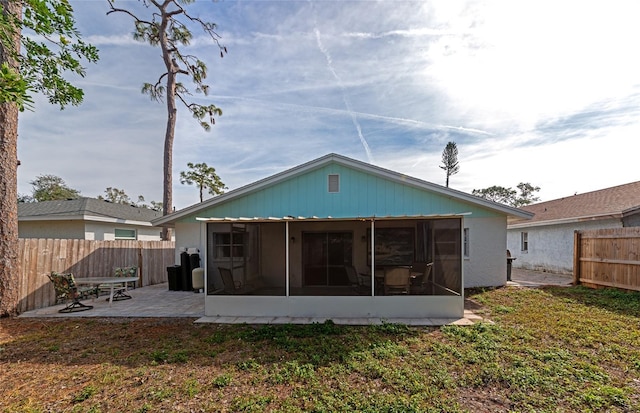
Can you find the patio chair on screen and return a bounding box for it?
[97,266,137,301]
[383,267,411,295]
[47,271,96,313]
[410,262,433,294]
[345,265,370,294]
[115,266,138,289]
[219,267,253,294]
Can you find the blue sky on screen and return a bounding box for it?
[17,0,640,210]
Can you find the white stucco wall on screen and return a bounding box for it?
[174,222,204,265]
[19,220,166,241]
[464,216,508,287]
[507,218,622,274]
[84,222,164,241]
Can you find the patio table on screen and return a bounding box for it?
[75,276,139,306]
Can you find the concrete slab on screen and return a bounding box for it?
[20,282,489,326]
[508,268,573,288]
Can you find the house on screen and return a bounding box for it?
[507,181,640,274]
[18,197,166,241]
[153,153,532,321]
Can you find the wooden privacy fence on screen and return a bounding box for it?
[573,228,640,291]
[17,238,176,313]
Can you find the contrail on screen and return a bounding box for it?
[215,94,494,137]
[311,13,374,163]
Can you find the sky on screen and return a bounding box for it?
[17,0,640,210]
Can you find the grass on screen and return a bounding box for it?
[1,285,639,412]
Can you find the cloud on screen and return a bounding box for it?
[15,0,640,210]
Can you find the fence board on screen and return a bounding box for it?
[16,239,176,313]
[574,228,640,292]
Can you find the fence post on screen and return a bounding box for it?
[573,230,581,285]
[137,242,143,287]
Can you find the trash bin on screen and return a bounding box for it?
[180,250,192,291]
[167,265,181,291]
[192,268,204,293]
[189,252,201,270]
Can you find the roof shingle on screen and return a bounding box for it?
[18,198,162,222]
[511,181,640,225]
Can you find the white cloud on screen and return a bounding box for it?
[15,0,640,210]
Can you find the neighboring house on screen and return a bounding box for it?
[18,197,167,241]
[153,153,532,321]
[507,181,640,275]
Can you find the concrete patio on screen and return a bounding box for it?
[18,267,573,325]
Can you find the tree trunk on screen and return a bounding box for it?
[0,0,22,317]
[159,4,175,241]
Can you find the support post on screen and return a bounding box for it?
[370,219,375,296]
[573,230,581,285]
[285,221,290,297]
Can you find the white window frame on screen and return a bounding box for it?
[521,232,529,252]
[463,228,470,258]
[115,228,137,240]
[213,231,246,260]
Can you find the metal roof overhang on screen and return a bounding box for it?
[195,213,472,223]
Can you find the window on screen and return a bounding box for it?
[463,228,470,257]
[213,232,245,258]
[328,174,339,193]
[115,228,136,240]
[521,232,529,252]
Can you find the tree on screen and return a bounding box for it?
[97,187,163,211]
[30,174,81,201]
[472,185,517,205]
[514,182,541,207]
[439,141,459,188]
[98,187,133,204]
[17,193,34,203]
[107,0,226,239]
[0,0,98,317]
[472,182,541,207]
[180,162,226,202]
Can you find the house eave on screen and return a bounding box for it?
[19,214,155,227]
[195,212,473,223]
[508,213,623,229]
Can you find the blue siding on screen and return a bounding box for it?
[178,163,502,222]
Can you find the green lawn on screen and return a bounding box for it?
[1,286,639,412]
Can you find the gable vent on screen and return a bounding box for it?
[328,174,340,193]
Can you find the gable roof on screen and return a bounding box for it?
[153,153,532,226]
[509,181,640,228]
[18,197,162,226]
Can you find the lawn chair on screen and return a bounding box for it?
[115,266,139,289]
[384,267,411,295]
[410,262,433,294]
[98,266,138,301]
[218,267,255,294]
[344,265,369,294]
[47,272,96,313]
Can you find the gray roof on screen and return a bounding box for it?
[18,198,162,224]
